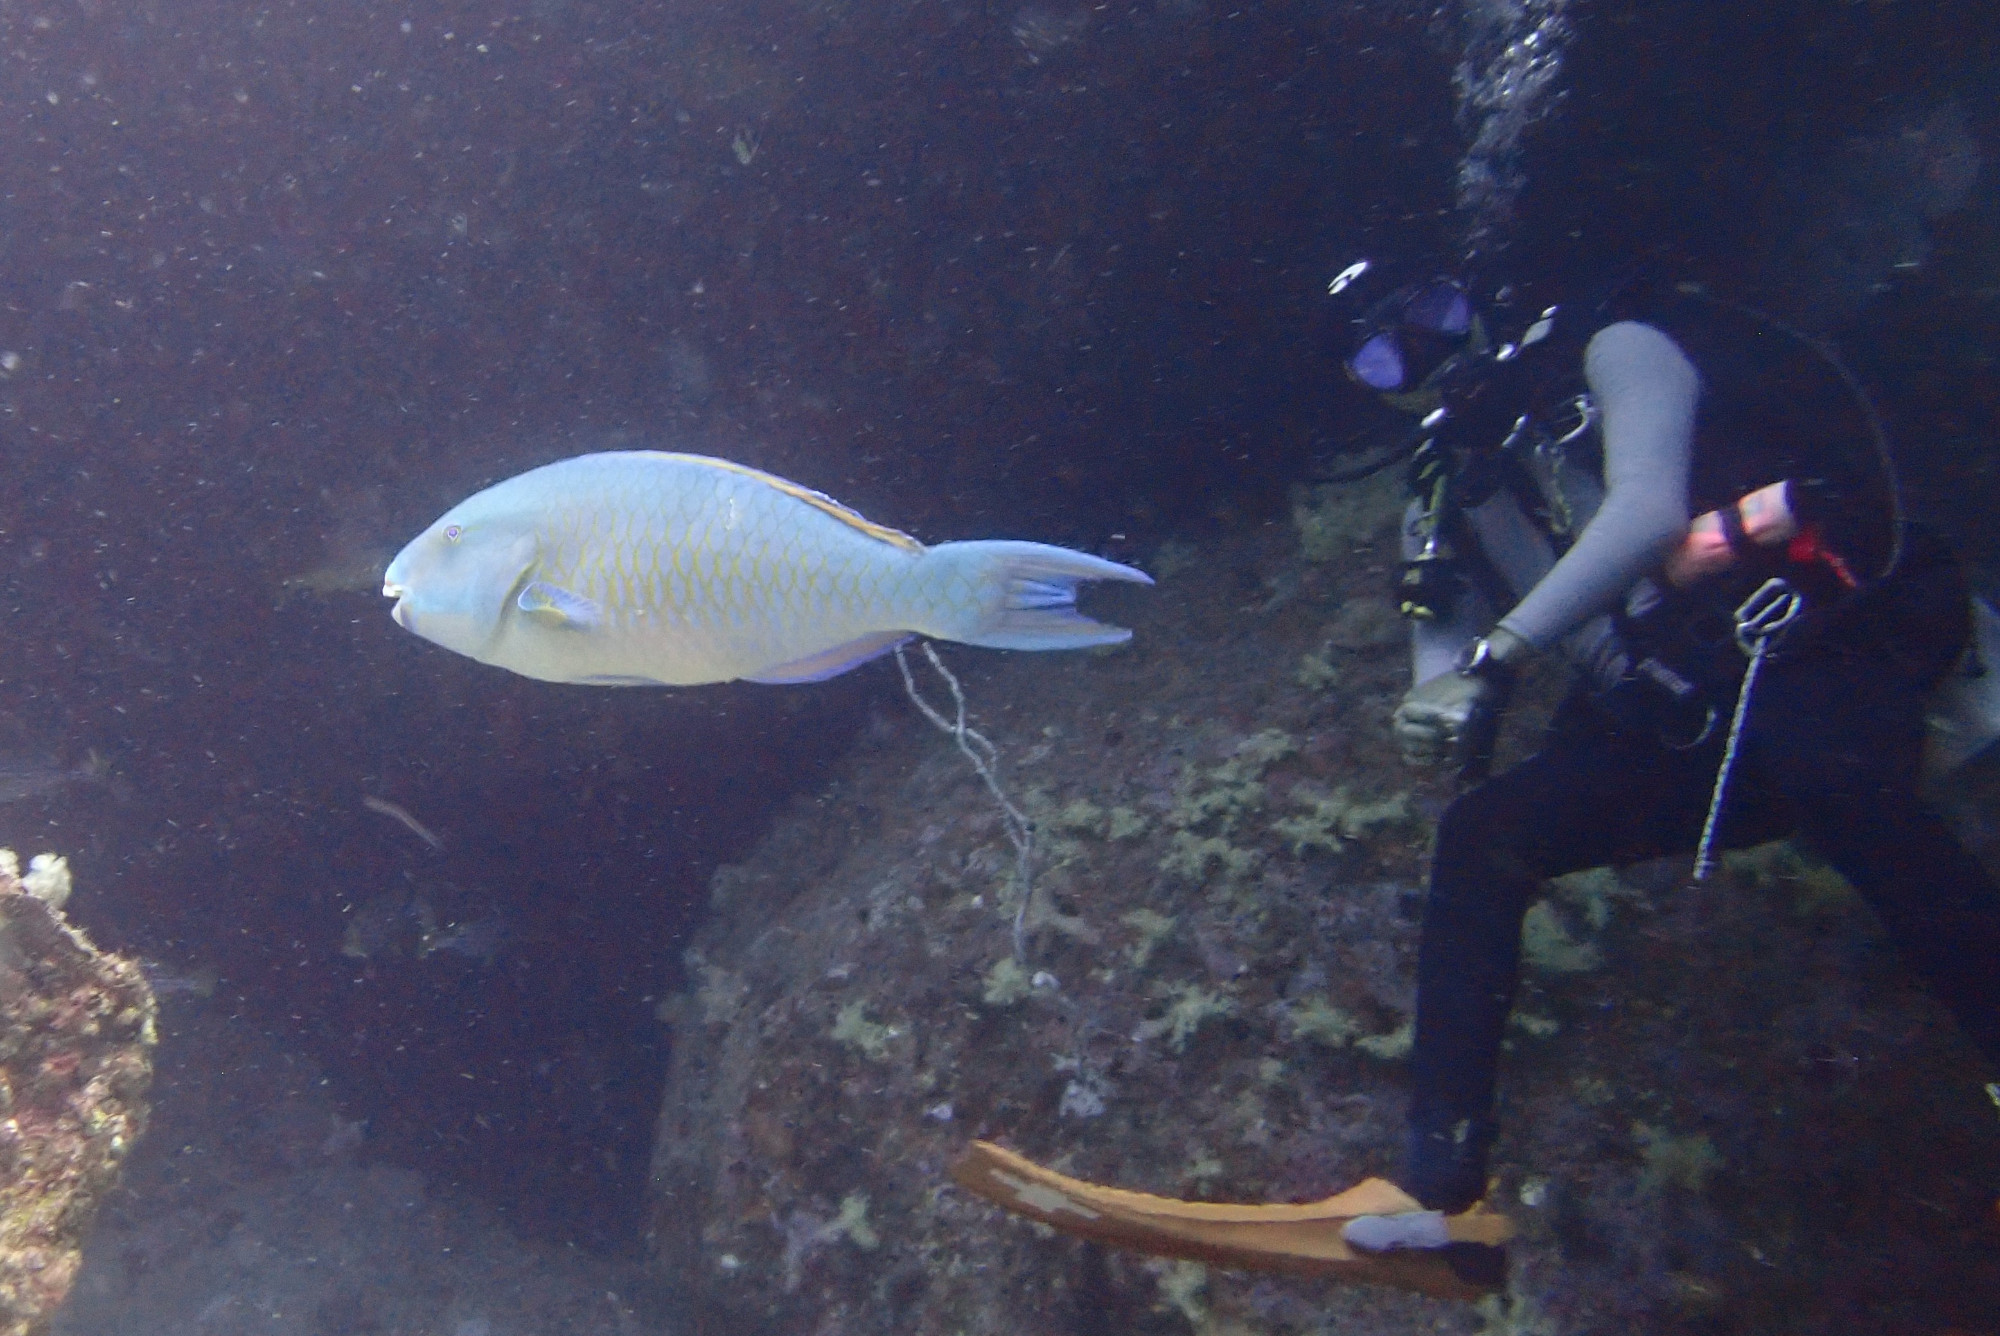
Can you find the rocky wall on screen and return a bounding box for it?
[0,855,155,1336]
[646,496,2000,1335]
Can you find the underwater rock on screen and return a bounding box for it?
[642,517,1446,1333]
[644,499,2000,1331]
[0,852,155,1336]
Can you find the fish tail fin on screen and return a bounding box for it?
[917,541,1152,651]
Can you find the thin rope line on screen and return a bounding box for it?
[896,642,1035,959]
[1694,579,1803,880]
[1692,645,1764,882]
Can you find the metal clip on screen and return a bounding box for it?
[1549,393,1597,448]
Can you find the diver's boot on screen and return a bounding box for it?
[950,1140,1513,1302]
[1340,1205,1508,1290]
[1338,1116,1507,1289]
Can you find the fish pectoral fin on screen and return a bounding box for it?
[745,631,912,684]
[516,581,604,630]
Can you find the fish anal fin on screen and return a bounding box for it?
[746,631,911,684]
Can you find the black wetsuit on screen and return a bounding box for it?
[1400,338,2000,1214]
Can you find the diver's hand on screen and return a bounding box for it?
[1392,629,1529,769]
[1393,672,1495,767]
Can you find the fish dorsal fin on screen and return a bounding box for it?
[658,453,926,554]
[517,580,604,630]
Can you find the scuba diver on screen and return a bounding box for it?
[1327,261,2000,1268]
[950,262,2000,1300]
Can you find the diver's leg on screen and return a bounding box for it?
[1754,653,2000,1065]
[1743,525,2000,1061]
[1807,798,2000,1063]
[1405,696,1718,1210]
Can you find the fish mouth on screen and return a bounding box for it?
[383,581,410,628]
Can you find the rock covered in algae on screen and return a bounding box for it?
[0,851,155,1336]
[643,505,2000,1333]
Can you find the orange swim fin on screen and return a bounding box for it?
[949,1139,1513,1303]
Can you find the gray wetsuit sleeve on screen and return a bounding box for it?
[1496,321,1697,649]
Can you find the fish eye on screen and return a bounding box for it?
[443,524,463,542]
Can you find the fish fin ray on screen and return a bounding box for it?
[1010,577,1079,611]
[922,541,1151,651]
[517,580,604,630]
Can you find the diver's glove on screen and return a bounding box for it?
[1392,627,1531,772]
[1393,673,1488,767]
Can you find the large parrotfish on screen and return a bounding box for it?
[382,451,1151,686]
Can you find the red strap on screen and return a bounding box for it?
[1786,525,1860,590]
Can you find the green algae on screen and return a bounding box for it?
[1137,983,1236,1053]
[830,1000,897,1060]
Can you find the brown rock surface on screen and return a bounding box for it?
[0,860,155,1336]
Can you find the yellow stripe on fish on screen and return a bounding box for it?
[382,451,1152,686]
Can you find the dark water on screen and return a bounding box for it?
[0,0,1993,1258]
